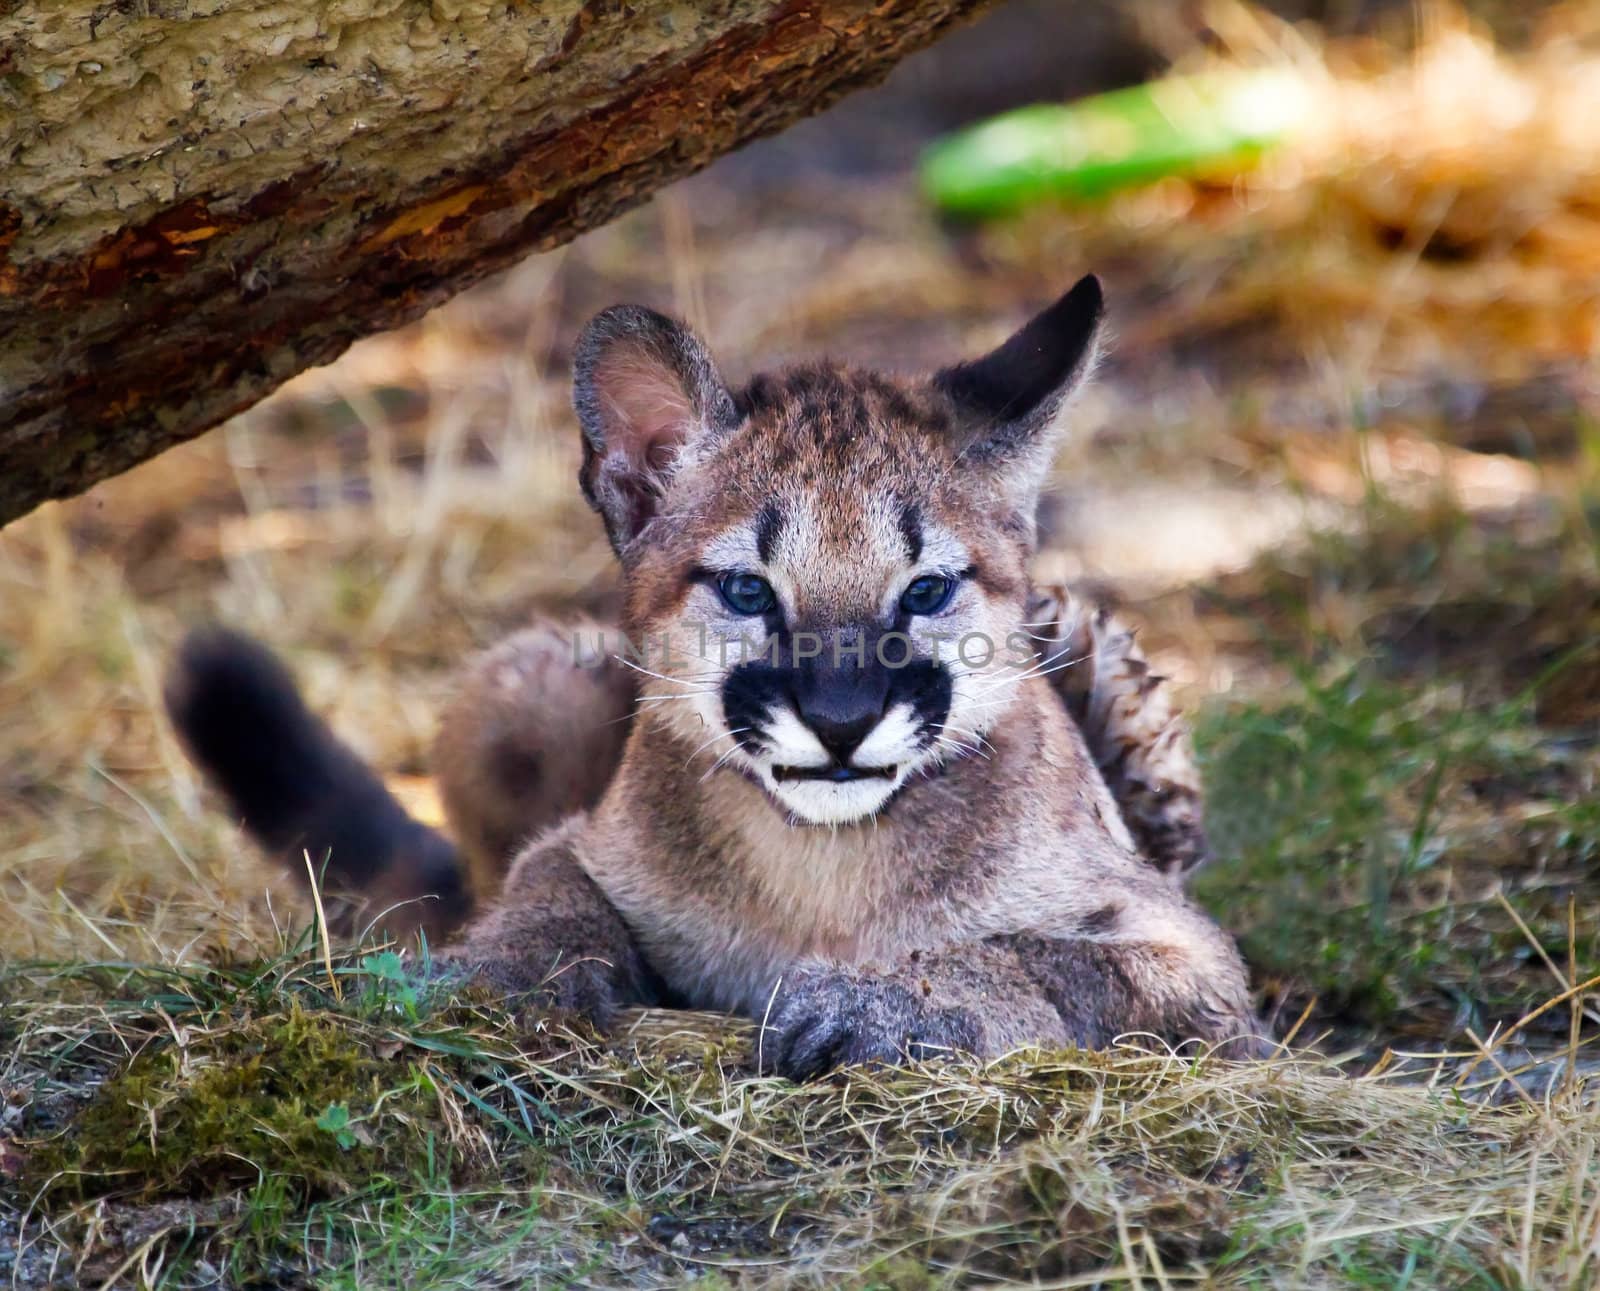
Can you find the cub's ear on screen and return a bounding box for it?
[932,274,1105,491]
[572,306,740,551]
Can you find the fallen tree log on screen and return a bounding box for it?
[0,0,997,528]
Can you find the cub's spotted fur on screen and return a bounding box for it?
[168,277,1260,1076]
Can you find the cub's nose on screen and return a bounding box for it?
[792,665,890,763]
[804,707,879,763]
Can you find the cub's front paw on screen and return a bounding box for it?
[432,947,627,1028]
[524,953,632,1028]
[757,969,981,1081]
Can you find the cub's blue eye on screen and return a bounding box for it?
[900,574,955,616]
[718,572,777,616]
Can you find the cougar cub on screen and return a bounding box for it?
[167,276,1260,1077]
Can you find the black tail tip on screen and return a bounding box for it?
[164,626,476,940]
[162,625,352,858]
[164,626,304,733]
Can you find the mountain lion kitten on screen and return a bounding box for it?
[166,276,1261,1077]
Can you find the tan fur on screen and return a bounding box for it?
[434,622,634,897]
[433,321,1262,1071]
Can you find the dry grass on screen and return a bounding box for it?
[3,3,1599,1285]
[5,949,1598,1287]
[997,2,1600,378]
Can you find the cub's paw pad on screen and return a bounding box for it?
[758,971,980,1081]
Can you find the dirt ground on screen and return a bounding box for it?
[3,3,1598,1286]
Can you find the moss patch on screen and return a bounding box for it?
[30,1003,441,1203]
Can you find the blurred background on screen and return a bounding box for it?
[2,0,1595,1062]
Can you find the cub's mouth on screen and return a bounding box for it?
[770,763,898,784]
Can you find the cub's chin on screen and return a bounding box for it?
[761,766,909,827]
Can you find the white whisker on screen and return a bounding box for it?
[931,732,990,762]
[699,743,747,783]
[684,726,748,768]
[940,723,996,758]
[614,658,723,689]
[971,650,1089,697]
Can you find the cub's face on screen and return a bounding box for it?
[572,278,1104,826]
[626,371,1038,825]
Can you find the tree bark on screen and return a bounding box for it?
[0,0,997,528]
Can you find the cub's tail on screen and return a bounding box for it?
[164,628,471,940]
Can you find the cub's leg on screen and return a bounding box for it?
[437,819,659,1025]
[1025,583,1209,878]
[760,904,1260,1079]
[435,621,635,900]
